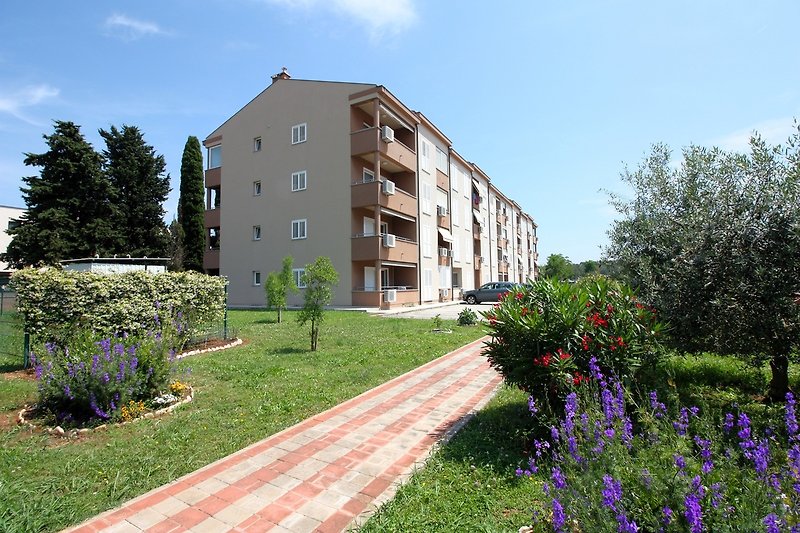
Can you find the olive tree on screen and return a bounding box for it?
[607,127,800,401]
[297,256,339,351]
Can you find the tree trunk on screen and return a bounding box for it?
[311,320,318,351]
[277,307,282,324]
[768,353,790,403]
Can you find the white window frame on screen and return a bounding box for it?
[208,145,221,169]
[253,137,262,152]
[363,168,375,183]
[252,271,261,286]
[436,147,448,174]
[253,180,262,196]
[292,170,307,192]
[422,224,432,258]
[291,218,307,240]
[252,225,261,241]
[293,268,306,289]
[452,197,459,226]
[420,140,431,174]
[291,123,307,145]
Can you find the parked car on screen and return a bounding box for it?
[461,282,517,304]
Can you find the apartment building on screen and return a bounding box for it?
[1,205,25,283]
[203,70,538,308]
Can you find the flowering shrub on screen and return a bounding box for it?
[30,306,184,426]
[483,277,664,405]
[12,268,226,339]
[518,360,800,532]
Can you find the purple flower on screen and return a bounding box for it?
[63,384,74,400]
[551,466,566,490]
[35,364,43,380]
[710,482,723,509]
[684,492,703,533]
[764,514,781,533]
[641,469,652,489]
[753,439,770,475]
[114,342,125,356]
[673,454,687,472]
[550,426,560,441]
[45,341,56,355]
[551,498,565,532]
[787,393,798,442]
[527,396,538,416]
[601,475,622,510]
[649,390,666,419]
[694,435,714,474]
[130,356,138,372]
[673,407,690,436]
[662,506,673,525]
[588,356,603,381]
[102,372,110,383]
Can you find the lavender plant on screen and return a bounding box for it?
[31,304,185,426]
[518,361,800,531]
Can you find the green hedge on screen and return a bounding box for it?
[11,268,226,338]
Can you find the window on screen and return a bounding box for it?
[291,219,307,240]
[452,198,459,226]
[292,170,307,191]
[252,271,261,286]
[450,163,458,191]
[422,225,432,258]
[253,181,262,196]
[436,147,448,174]
[363,168,375,183]
[291,123,307,144]
[293,268,306,289]
[253,137,262,152]
[252,225,261,241]
[208,145,221,169]
[421,182,432,214]
[420,141,431,173]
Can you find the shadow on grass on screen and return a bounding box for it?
[274,346,307,355]
[255,318,280,325]
[436,395,535,472]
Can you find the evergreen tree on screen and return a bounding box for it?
[179,136,205,272]
[166,217,185,271]
[2,120,115,267]
[100,125,170,257]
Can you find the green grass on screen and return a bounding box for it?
[360,352,800,530]
[0,310,485,532]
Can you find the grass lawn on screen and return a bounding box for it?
[0,309,485,532]
[360,353,800,531]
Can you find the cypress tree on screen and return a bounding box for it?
[179,136,206,272]
[100,124,170,258]
[2,120,115,268]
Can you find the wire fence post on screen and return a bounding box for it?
[23,332,30,369]
[223,277,229,340]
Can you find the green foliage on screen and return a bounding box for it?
[166,217,184,272]
[431,314,443,330]
[265,256,297,323]
[607,127,800,400]
[32,321,179,427]
[2,121,116,268]
[100,125,170,258]
[457,307,478,326]
[179,136,205,272]
[297,256,339,351]
[11,268,226,340]
[542,253,573,281]
[483,277,664,403]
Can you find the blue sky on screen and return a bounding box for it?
[1,1,798,263]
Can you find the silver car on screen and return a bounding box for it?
[461,282,516,304]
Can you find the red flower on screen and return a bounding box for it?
[515,292,524,300]
[557,348,570,360]
[521,307,529,317]
[606,304,614,314]
[581,334,591,351]
[573,372,588,385]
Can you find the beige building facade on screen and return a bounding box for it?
[0,205,25,279]
[204,71,537,308]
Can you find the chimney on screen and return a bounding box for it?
[271,67,291,84]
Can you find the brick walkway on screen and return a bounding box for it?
[65,336,502,533]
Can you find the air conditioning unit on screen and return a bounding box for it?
[383,233,396,248]
[384,289,397,303]
[438,247,449,257]
[480,256,486,264]
[437,205,448,217]
[381,125,395,142]
[382,179,396,195]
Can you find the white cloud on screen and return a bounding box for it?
[104,14,170,40]
[710,117,798,153]
[266,0,417,38]
[0,84,59,125]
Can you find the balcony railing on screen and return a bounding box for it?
[204,209,220,228]
[350,127,416,172]
[203,248,219,271]
[351,234,418,263]
[205,167,221,188]
[351,287,418,308]
[351,179,417,218]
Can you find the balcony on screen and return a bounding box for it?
[437,212,451,229]
[205,167,221,188]
[497,213,508,226]
[499,237,509,249]
[203,248,219,271]
[351,128,416,173]
[436,169,449,191]
[351,180,417,219]
[351,235,418,263]
[204,208,220,228]
[498,261,509,274]
[351,287,419,308]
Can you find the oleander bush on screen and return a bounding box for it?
[11,268,226,340]
[483,277,665,407]
[518,359,800,532]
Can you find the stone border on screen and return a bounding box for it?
[17,386,194,437]
[176,337,242,360]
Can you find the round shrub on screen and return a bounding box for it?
[457,307,479,326]
[482,276,665,403]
